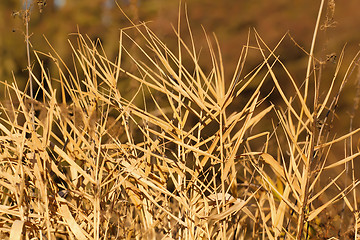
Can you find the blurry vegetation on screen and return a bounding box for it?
[0,0,358,81]
[1,0,360,119]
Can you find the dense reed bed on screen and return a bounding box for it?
[1,1,360,239]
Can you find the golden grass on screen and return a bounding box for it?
[1,1,360,239]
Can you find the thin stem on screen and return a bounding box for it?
[24,1,34,129]
[297,0,325,239]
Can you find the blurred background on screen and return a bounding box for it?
[1,0,359,83]
[0,0,360,133]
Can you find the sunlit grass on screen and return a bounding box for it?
[1,1,360,239]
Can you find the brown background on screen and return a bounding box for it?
[0,0,360,138]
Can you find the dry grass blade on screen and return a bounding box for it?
[1,4,360,239]
[58,204,89,240]
[9,220,24,240]
[208,189,259,221]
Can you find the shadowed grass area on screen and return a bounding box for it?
[1,1,360,239]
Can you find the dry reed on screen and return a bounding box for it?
[1,1,360,239]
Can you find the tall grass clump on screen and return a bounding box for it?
[1,1,360,239]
